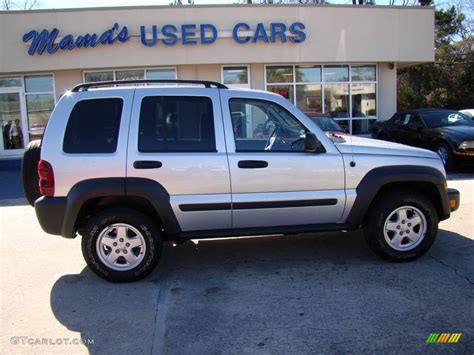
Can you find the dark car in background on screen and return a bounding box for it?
[371,109,474,169]
[306,113,348,135]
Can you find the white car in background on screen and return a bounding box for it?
[459,109,474,119]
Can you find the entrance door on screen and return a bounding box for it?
[0,89,28,156]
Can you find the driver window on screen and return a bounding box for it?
[407,114,423,126]
[229,98,307,152]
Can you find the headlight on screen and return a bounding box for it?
[458,141,474,150]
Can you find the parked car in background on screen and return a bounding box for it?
[371,109,474,169]
[306,113,348,135]
[459,109,474,120]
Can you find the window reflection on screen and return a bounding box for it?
[267,85,294,104]
[296,84,322,113]
[323,65,349,82]
[266,66,293,83]
[1,93,24,150]
[223,66,249,85]
[351,65,376,82]
[352,83,376,117]
[84,72,114,83]
[115,70,145,81]
[295,65,321,83]
[324,84,349,118]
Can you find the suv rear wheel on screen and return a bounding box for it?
[364,191,438,262]
[81,208,163,282]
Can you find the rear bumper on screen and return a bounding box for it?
[447,188,460,212]
[35,196,67,236]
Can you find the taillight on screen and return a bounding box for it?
[38,160,54,197]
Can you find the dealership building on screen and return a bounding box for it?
[0,4,434,158]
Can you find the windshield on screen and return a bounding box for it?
[311,117,344,132]
[423,111,472,128]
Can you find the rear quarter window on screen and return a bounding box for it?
[63,98,123,154]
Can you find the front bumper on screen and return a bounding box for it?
[35,196,67,236]
[447,188,460,212]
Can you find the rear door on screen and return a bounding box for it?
[127,87,231,232]
[220,90,346,230]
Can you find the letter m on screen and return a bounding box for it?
[23,29,59,56]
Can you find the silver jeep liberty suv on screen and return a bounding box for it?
[22,79,460,282]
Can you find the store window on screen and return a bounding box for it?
[84,71,114,83]
[265,64,377,135]
[0,75,55,151]
[25,75,55,141]
[116,70,144,81]
[222,66,250,88]
[147,69,177,80]
[351,65,377,134]
[84,68,177,83]
[0,77,23,88]
[266,66,294,103]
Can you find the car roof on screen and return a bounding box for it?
[397,108,459,114]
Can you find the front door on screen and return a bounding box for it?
[220,90,346,230]
[0,89,28,156]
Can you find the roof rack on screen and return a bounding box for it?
[71,79,228,92]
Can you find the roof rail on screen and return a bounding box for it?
[71,79,228,92]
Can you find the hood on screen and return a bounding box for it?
[435,125,474,141]
[335,136,440,159]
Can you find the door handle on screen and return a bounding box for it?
[238,160,268,169]
[133,160,162,169]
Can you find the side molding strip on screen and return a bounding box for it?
[179,198,338,212]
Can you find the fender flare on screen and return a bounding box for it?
[62,177,181,238]
[345,165,450,225]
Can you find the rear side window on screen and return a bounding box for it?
[63,98,123,153]
[138,96,216,152]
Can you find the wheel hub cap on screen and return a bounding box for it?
[437,147,448,164]
[383,206,427,251]
[96,223,146,271]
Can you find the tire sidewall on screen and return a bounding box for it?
[81,209,161,282]
[366,193,438,261]
[22,139,42,206]
[435,143,454,170]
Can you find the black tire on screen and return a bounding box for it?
[435,142,455,171]
[21,139,42,206]
[364,191,438,262]
[81,208,163,282]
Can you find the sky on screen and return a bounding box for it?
[33,0,461,9]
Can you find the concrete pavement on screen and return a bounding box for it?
[0,162,473,354]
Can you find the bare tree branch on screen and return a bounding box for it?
[1,0,39,10]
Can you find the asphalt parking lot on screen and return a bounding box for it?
[0,160,473,354]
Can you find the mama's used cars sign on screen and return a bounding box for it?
[22,22,306,56]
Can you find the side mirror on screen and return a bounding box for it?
[305,132,325,153]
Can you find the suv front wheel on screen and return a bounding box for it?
[364,191,438,262]
[81,208,163,282]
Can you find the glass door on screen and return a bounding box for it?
[0,89,28,156]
